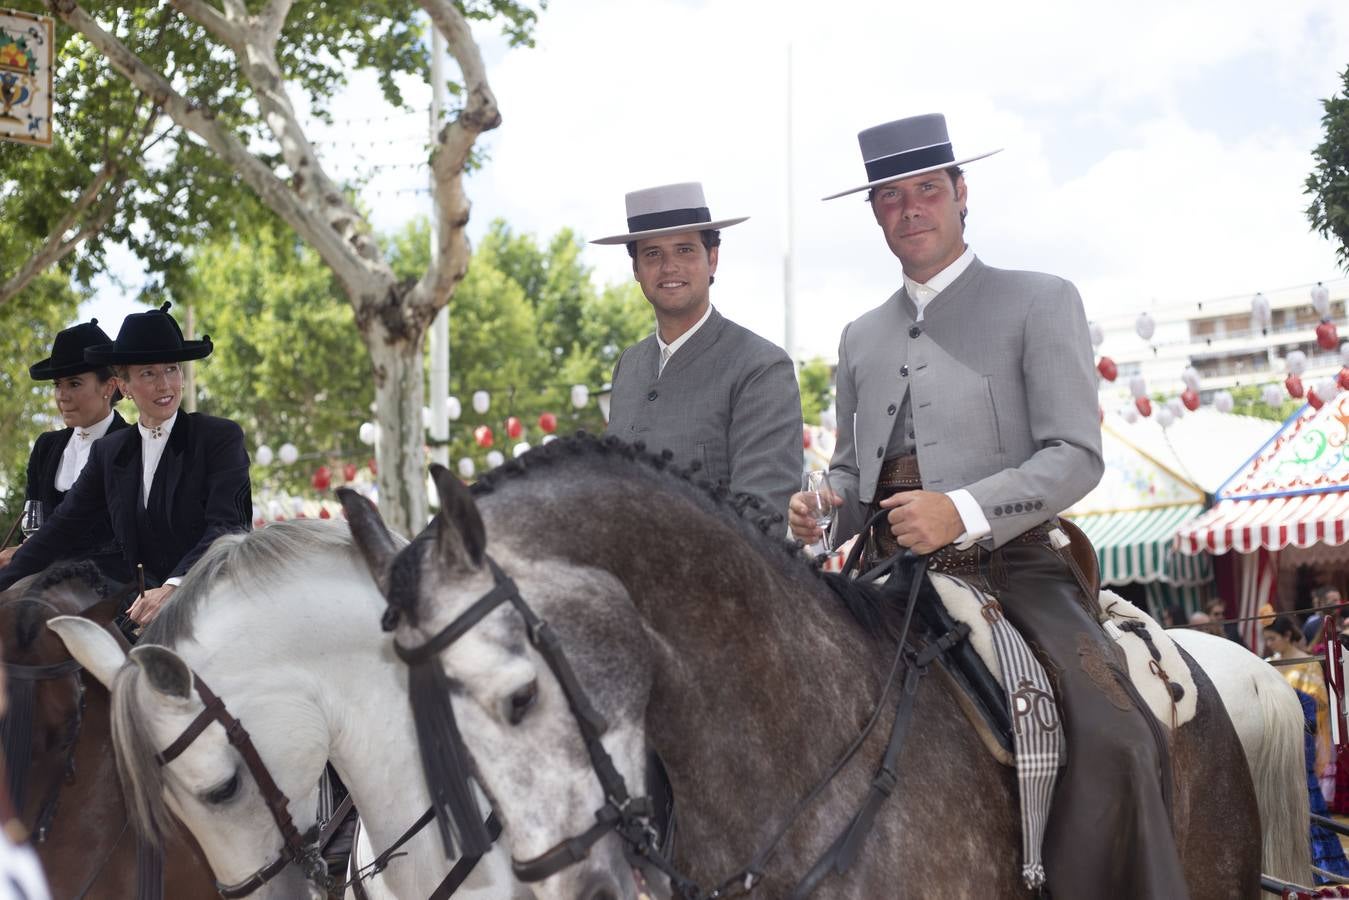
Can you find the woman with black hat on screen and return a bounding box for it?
[0,319,129,577]
[0,304,252,625]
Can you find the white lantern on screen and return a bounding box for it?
[472,390,491,414]
[1128,375,1148,399]
[279,443,299,465]
[446,396,462,421]
[291,497,305,516]
[1088,322,1105,348]
[267,500,284,520]
[421,406,432,430]
[255,444,274,466]
[1181,367,1201,391]
[457,457,475,479]
[542,434,557,445]
[570,384,590,409]
[1166,398,1185,419]
[1250,293,1272,330]
[358,422,378,446]
[1213,391,1234,414]
[1319,377,1341,401]
[1286,350,1308,376]
[1313,283,1332,318]
[1262,385,1284,407]
[513,441,531,458]
[1340,343,1349,367]
[1156,408,1175,428]
[485,450,505,468]
[1134,312,1155,341]
[1120,405,1140,424]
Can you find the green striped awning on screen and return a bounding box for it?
[1068,504,1211,587]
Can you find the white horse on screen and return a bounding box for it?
[48,520,522,900]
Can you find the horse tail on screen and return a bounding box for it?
[1251,671,1313,886]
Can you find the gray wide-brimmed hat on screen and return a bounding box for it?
[590,182,748,245]
[823,113,1001,201]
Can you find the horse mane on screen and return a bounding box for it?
[471,432,913,642]
[114,518,380,846]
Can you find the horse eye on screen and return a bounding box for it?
[507,680,538,726]
[204,772,240,805]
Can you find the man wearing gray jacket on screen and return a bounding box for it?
[593,182,802,522]
[789,115,1186,898]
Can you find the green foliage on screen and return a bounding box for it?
[1227,384,1304,422]
[1307,64,1349,270]
[0,276,84,521]
[798,357,834,425]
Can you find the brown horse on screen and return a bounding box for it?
[0,562,216,899]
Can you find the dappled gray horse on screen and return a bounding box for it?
[343,434,1262,899]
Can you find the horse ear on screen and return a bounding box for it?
[431,463,486,568]
[129,645,194,701]
[337,485,398,593]
[46,615,128,690]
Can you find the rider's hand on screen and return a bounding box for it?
[128,584,177,625]
[788,489,843,544]
[0,546,17,569]
[879,490,964,555]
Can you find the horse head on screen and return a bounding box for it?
[341,462,661,900]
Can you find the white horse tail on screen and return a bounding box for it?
[1252,672,1313,886]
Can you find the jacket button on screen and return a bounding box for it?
[876,446,884,458]
[908,326,921,339]
[1034,500,1044,510]
[1014,503,1024,513]
[887,404,897,415]
[900,365,909,377]
[993,506,1003,516]
[647,390,658,401]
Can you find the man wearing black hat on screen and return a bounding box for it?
[0,304,252,624]
[592,182,802,521]
[788,115,1185,897]
[0,319,129,578]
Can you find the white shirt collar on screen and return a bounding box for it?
[138,411,178,442]
[903,246,975,320]
[656,303,714,373]
[76,410,116,441]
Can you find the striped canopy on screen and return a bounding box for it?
[1175,491,1349,555]
[1070,504,1212,586]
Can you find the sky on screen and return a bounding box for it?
[84,0,1349,364]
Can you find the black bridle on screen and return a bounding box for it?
[2,655,85,841]
[393,546,945,898]
[154,673,328,898]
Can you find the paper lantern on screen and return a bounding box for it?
[1319,377,1341,401]
[1309,387,1325,411]
[1128,375,1147,399]
[318,507,331,519]
[1286,374,1305,399]
[1250,293,1272,331]
[803,426,813,449]
[1134,396,1152,418]
[1156,407,1175,428]
[1120,405,1140,424]
[1166,398,1186,419]
[1096,357,1117,382]
[358,422,378,445]
[1180,388,1200,412]
[1286,350,1308,375]
[255,444,274,466]
[1089,322,1105,347]
[311,466,331,491]
[1134,312,1155,341]
[486,450,505,468]
[1340,343,1349,367]
[267,500,284,520]
[1182,367,1201,391]
[505,416,523,439]
[1262,385,1284,407]
[472,390,491,414]
[1213,391,1234,414]
[512,442,531,458]
[1313,283,1332,318]
[457,457,476,479]
[1317,320,1339,351]
[291,497,305,516]
[473,425,494,448]
[538,412,558,434]
[446,396,462,421]
[1339,368,1349,392]
[343,462,357,482]
[542,434,557,444]
[570,384,590,409]
[279,443,299,465]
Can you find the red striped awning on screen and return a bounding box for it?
[1174,491,1349,555]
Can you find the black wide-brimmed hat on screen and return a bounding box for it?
[30,319,115,380]
[85,302,212,365]
[822,113,1001,201]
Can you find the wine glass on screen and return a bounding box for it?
[20,500,42,539]
[803,470,837,553]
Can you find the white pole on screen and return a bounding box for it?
[783,42,796,365]
[428,23,450,468]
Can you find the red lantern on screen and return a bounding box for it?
[1286,374,1305,399]
[1309,387,1325,410]
[505,416,523,439]
[1339,368,1349,392]
[367,457,377,475]
[474,425,494,448]
[1134,396,1152,418]
[343,462,358,482]
[538,412,558,434]
[311,466,331,491]
[1317,320,1340,351]
[1181,388,1200,411]
[1096,357,1118,382]
[802,426,812,449]
[319,507,331,519]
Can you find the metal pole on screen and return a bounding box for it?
[783,42,796,365]
[428,23,450,468]
[184,304,198,412]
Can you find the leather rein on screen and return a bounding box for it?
[394,539,947,899]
